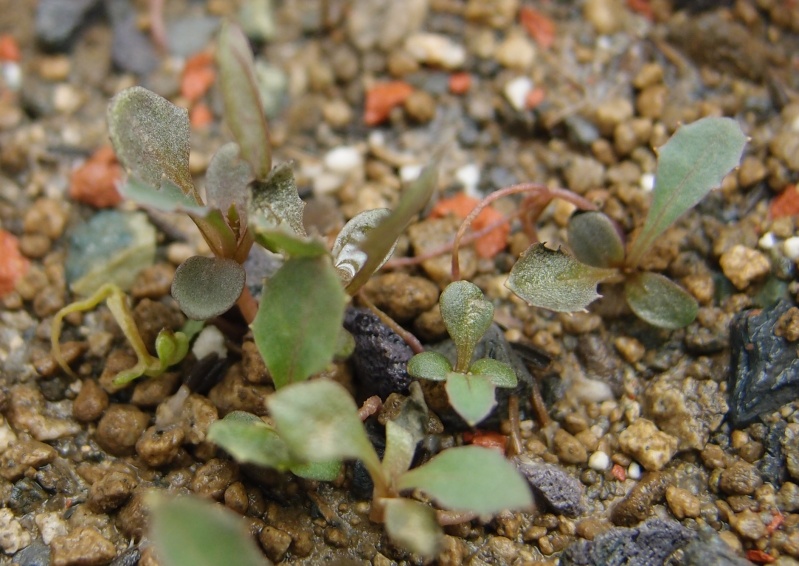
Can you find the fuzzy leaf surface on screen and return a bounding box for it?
[625,271,698,329]
[627,117,747,266]
[249,162,306,238]
[108,86,195,197]
[397,446,533,514]
[252,256,346,388]
[252,230,328,258]
[345,165,437,294]
[440,281,494,371]
[568,211,625,268]
[216,22,271,180]
[171,256,245,320]
[332,208,393,285]
[207,411,292,470]
[506,244,617,312]
[205,142,253,224]
[382,420,417,482]
[383,499,442,559]
[121,178,207,215]
[407,351,451,381]
[469,358,517,388]
[445,373,496,426]
[148,494,271,566]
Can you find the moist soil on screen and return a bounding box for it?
[2,1,799,565]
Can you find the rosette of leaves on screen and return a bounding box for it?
[208,380,532,559]
[406,281,518,426]
[506,116,747,329]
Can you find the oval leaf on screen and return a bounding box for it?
[252,256,346,388]
[625,271,699,329]
[407,351,452,381]
[383,499,443,559]
[627,117,747,266]
[397,446,533,515]
[252,229,328,258]
[216,22,271,180]
[205,142,253,221]
[440,281,494,371]
[171,256,246,320]
[289,460,342,482]
[568,211,625,268]
[208,412,293,470]
[148,494,271,566]
[506,244,617,312]
[332,208,393,285]
[249,162,306,238]
[469,358,517,388]
[445,373,496,427]
[108,86,195,197]
[121,177,207,215]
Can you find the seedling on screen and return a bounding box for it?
[208,380,532,559]
[507,117,747,328]
[406,281,518,426]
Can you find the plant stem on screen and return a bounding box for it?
[237,286,258,325]
[357,292,425,355]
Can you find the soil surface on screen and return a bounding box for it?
[2,1,799,565]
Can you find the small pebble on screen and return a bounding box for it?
[404,33,466,69]
[719,245,770,290]
[72,379,108,422]
[728,508,766,540]
[323,146,363,175]
[504,76,533,112]
[495,33,536,70]
[404,90,436,123]
[665,486,701,519]
[88,470,137,513]
[784,236,799,261]
[259,526,293,563]
[588,450,610,471]
[554,428,589,465]
[618,418,678,472]
[95,404,150,456]
[50,527,116,566]
[719,460,763,496]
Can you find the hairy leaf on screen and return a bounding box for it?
[249,162,306,238]
[469,358,517,388]
[252,256,346,388]
[407,351,451,381]
[397,446,533,515]
[289,460,342,482]
[506,244,617,312]
[445,373,496,426]
[627,117,747,266]
[383,499,442,559]
[252,230,328,258]
[625,271,698,329]
[382,420,417,482]
[332,208,393,285]
[108,86,196,198]
[171,256,246,320]
[345,165,437,294]
[568,211,625,268]
[216,22,271,180]
[267,380,383,483]
[205,142,253,224]
[121,178,207,215]
[208,412,292,470]
[440,281,494,371]
[148,494,271,566]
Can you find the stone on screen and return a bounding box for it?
[464,0,519,28]
[35,0,99,48]
[728,509,766,540]
[208,364,271,416]
[778,482,799,512]
[7,385,80,441]
[495,33,536,70]
[362,272,439,322]
[680,527,752,566]
[611,472,668,526]
[728,301,799,427]
[0,438,57,480]
[72,379,108,422]
[136,425,185,468]
[784,425,799,481]
[514,457,585,517]
[259,526,293,563]
[554,429,589,465]
[665,486,700,519]
[88,470,137,513]
[191,458,238,500]
[0,509,31,554]
[595,98,634,135]
[50,526,116,566]
[106,0,159,75]
[406,216,477,285]
[346,0,428,51]
[95,404,150,456]
[618,419,678,471]
[720,460,763,495]
[719,245,770,289]
[583,0,626,35]
[403,90,437,123]
[405,33,466,70]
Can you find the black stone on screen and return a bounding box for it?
[13,540,50,566]
[514,457,585,517]
[728,300,799,427]
[110,546,141,566]
[560,519,695,566]
[680,527,752,566]
[35,0,100,49]
[349,419,386,501]
[760,421,787,487]
[106,0,159,75]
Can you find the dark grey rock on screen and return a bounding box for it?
[760,421,787,487]
[106,0,159,75]
[8,478,47,515]
[35,0,99,49]
[560,518,696,566]
[514,457,585,517]
[680,527,751,566]
[728,300,799,427]
[13,539,50,566]
[110,545,141,566]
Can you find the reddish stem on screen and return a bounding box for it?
[236,286,258,325]
[357,292,425,354]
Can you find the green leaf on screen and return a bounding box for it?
[171,256,246,320]
[252,230,328,258]
[148,494,271,566]
[383,499,442,559]
[469,358,517,388]
[207,412,293,470]
[108,86,196,198]
[120,178,207,215]
[155,330,189,368]
[440,281,494,372]
[252,256,346,388]
[382,420,416,482]
[216,22,271,180]
[334,328,356,361]
[332,208,393,285]
[624,271,699,329]
[398,446,533,515]
[190,208,240,259]
[407,351,451,381]
[267,380,383,484]
[568,211,625,268]
[289,460,342,482]
[345,165,437,294]
[627,117,747,267]
[249,162,306,238]
[205,142,253,224]
[506,244,617,312]
[444,373,496,426]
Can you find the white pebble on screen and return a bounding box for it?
[588,450,610,471]
[504,76,533,112]
[1,62,21,91]
[456,163,481,193]
[758,231,777,250]
[627,461,642,480]
[323,146,363,175]
[405,33,466,69]
[640,173,655,192]
[192,325,227,360]
[784,236,799,261]
[400,164,423,183]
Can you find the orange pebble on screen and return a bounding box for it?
[462,431,507,455]
[0,35,21,62]
[190,103,214,129]
[525,87,546,110]
[364,81,413,126]
[611,463,626,481]
[69,146,123,208]
[449,72,471,95]
[519,7,556,49]
[0,230,29,296]
[626,0,655,21]
[770,184,799,219]
[182,65,216,103]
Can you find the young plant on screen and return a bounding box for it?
[208,380,532,559]
[507,116,747,329]
[406,281,518,426]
